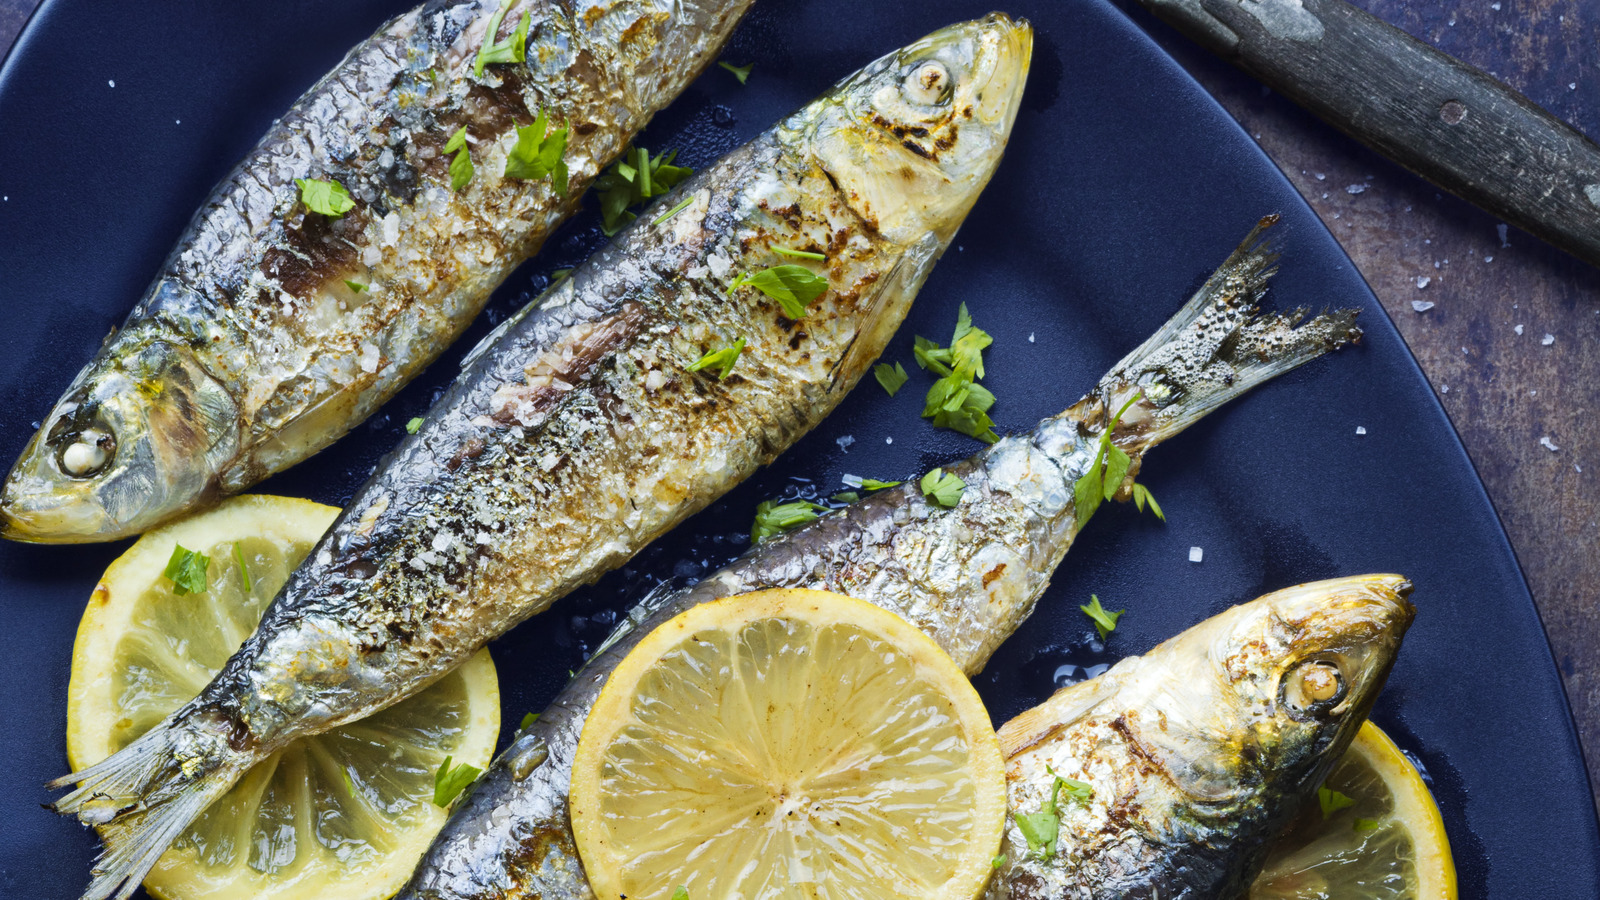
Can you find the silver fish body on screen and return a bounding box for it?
[399,217,1362,900]
[51,16,1032,900]
[991,575,1414,899]
[3,0,753,543]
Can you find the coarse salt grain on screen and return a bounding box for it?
[1540,436,1560,452]
[1415,276,1431,289]
[1188,546,1204,563]
[1515,324,1524,335]
[1356,426,1367,435]
[1412,300,1434,313]
[1542,334,1555,346]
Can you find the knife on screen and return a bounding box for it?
[1133,0,1600,269]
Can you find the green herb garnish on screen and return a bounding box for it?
[550,268,572,284]
[520,712,539,730]
[873,361,909,396]
[652,194,696,226]
[473,0,531,78]
[504,108,569,195]
[752,499,827,543]
[433,755,483,808]
[913,304,999,442]
[718,61,752,83]
[341,766,357,797]
[729,264,828,319]
[163,545,210,596]
[295,177,355,217]
[1319,786,1356,819]
[772,245,825,261]
[406,417,423,434]
[1354,817,1381,832]
[671,887,691,900]
[842,475,901,492]
[1072,392,1163,529]
[1015,767,1093,861]
[1080,594,1124,640]
[594,145,693,235]
[444,125,475,191]
[685,338,746,380]
[991,854,1008,870]
[920,468,965,508]
[233,544,252,593]
[831,491,860,504]
[344,279,368,293]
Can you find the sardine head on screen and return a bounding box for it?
[801,13,1032,246]
[2,338,239,542]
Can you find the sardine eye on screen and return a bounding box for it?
[1281,660,1346,718]
[58,428,115,478]
[903,60,952,106]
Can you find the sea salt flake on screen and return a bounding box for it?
[1441,384,1450,393]
[1029,332,1036,343]
[1188,546,1204,563]
[1514,324,1524,335]
[431,532,453,553]
[1346,184,1367,194]
[1540,436,1560,452]
[1356,426,1367,435]
[1412,300,1434,312]
[108,79,115,88]
[1542,333,1555,346]
[1485,255,1494,262]
[1415,276,1431,289]
[836,435,855,453]
[1315,173,1326,181]
[885,436,893,445]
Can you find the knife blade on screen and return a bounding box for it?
[1134,0,1600,269]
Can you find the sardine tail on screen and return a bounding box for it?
[50,717,244,900]
[1101,215,1361,450]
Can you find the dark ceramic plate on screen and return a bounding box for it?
[1,0,1595,897]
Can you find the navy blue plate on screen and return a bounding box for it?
[1,1,1594,897]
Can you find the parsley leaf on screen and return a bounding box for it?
[729,264,828,319]
[233,544,252,593]
[831,491,860,503]
[1319,786,1356,819]
[991,855,1008,870]
[1073,392,1163,528]
[842,474,901,492]
[718,61,752,83]
[406,417,423,434]
[1079,594,1124,640]
[295,177,355,217]
[1018,766,1095,860]
[874,361,909,396]
[671,887,691,900]
[344,279,368,293]
[920,468,965,508]
[433,755,483,808]
[163,545,210,595]
[752,499,827,543]
[913,304,999,442]
[444,125,475,191]
[504,108,569,195]
[593,145,693,235]
[520,712,539,730]
[473,0,531,78]
[686,338,746,380]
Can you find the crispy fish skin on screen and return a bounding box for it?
[50,16,1032,900]
[991,575,1414,899]
[1,0,754,543]
[398,216,1361,900]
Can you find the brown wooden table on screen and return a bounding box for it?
[3,0,1597,812]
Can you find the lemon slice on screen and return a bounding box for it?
[570,588,1007,900]
[66,494,501,900]
[1251,721,1456,899]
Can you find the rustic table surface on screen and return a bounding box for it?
[2,0,1596,816]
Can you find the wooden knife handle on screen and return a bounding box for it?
[1136,0,1600,268]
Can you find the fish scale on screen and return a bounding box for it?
[50,16,1033,900]
[3,0,756,542]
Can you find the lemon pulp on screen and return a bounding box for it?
[1252,721,1456,899]
[569,588,1007,900]
[66,494,500,900]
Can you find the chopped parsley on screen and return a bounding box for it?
[1015,766,1093,861]
[686,338,746,380]
[920,468,965,508]
[991,854,1008,870]
[772,245,825,261]
[652,194,696,226]
[550,268,573,284]
[913,304,999,442]
[1354,817,1381,832]
[295,177,355,217]
[1080,594,1124,640]
[729,264,828,319]
[433,755,483,808]
[752,499,827,543]
[406,417,424,434]
[1073,392,1163,529]
[842,474,901,492]
[163,545,210,596]
[504,108,569,196]
[1318,786,1356,819]
[718,61,752,83]
[344,279,369,293]
[873,361,909,397]
[520,712,539,730]
[831,491,860,504]
[671,887,691,900]
[444,126,475,191]
[594,145,693,235]
[473,0,531,78]
[233,544,252,593]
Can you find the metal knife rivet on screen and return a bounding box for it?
[1440,100,1467,125]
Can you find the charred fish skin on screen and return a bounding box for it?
[398,217,1359,900]
[990,575,1415,900]
[1,0,755,544]
[50,16,1033,900]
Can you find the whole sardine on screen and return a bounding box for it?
[992,575,1413,899]
[50,17,1033,900]
[397,216,1363,900]
[2,0,755,543]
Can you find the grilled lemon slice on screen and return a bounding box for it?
[1251,721,1456,899]
[66,494,500,900]
[569,588,1007,900]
